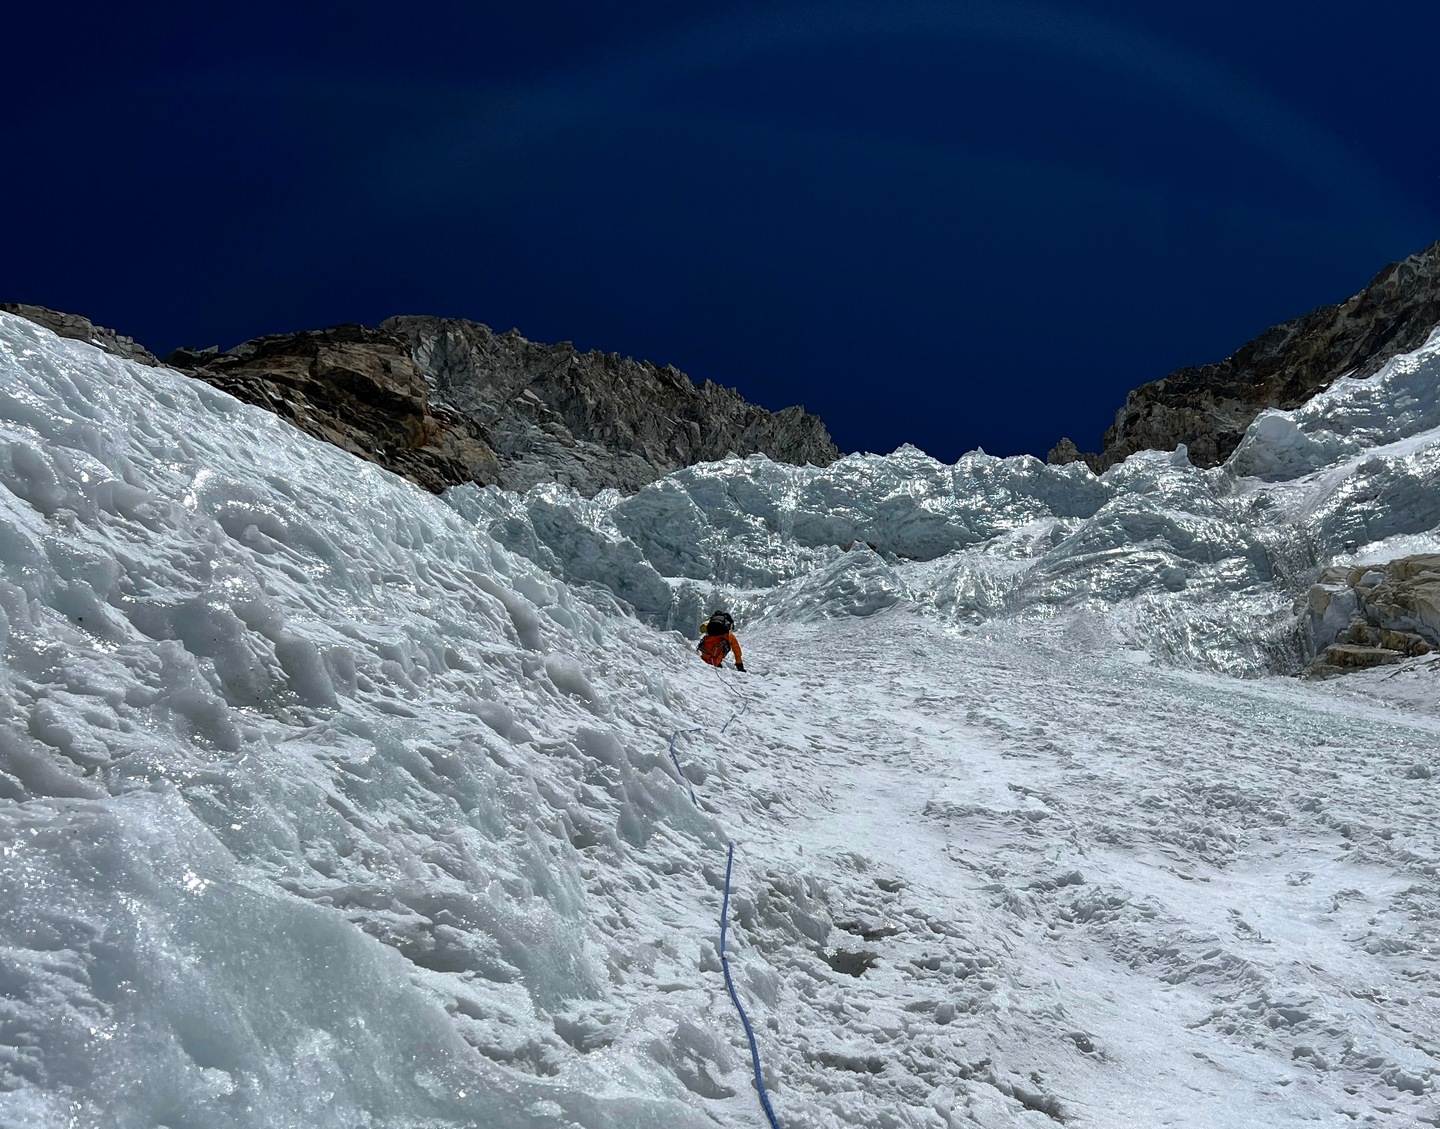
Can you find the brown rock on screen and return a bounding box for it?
[1305,644,1405,678]
[1298,552,1440,677]
[1336,622,1432,656]
[166,324,502,494]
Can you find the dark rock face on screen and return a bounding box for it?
[1,303,159,366]
[1050,238,1440,471]
[163,317,837,496]
[380,316,840,495]
[6,301,837,497]
[166,324,503,495]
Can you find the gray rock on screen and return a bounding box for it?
[1,303,159,366]
[1046,437,1085,466]
[381,316,839,496]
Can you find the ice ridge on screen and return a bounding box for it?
[445,325,1440,675]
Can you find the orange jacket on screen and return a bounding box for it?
[697,630,743,667]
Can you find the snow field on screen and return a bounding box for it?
[2,308,1440,1128]
[725,614,1439,1125]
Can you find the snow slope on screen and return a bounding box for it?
[1,310,1438,1128]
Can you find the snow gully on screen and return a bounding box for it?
[668,674,781,1129]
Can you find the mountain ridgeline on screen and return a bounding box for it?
[166,317,841,497]
[1048,237,1440,471]
[8,234,1440,492]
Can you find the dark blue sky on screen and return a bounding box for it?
[5,1,1437,461]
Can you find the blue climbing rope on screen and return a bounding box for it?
[667,727,704,809]
[665,667,782,1127]
[667,668,749,802]
[721,840,784,1129]
[715,668,750,734]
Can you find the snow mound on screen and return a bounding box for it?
[1229,325,1440,480]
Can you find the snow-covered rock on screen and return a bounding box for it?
[1229,325,1440,480]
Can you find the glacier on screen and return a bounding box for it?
[1,309,1438,1128]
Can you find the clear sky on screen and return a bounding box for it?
[4,1,1437,461]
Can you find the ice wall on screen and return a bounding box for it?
[454,444,1292,670]
[0,313,772,1129]
[453,330,1440,675]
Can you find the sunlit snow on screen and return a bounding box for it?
[1,311,1437,1128]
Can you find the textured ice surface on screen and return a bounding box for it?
[456,445,1300,673]
[0,316,724,1129]
[1230,325,1440,481]
[3,310,1440,1128]
[455,327,1440,677]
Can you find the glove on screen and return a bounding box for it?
[735,662,747,673]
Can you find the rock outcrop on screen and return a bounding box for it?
[1,303,159,366]
[5,303,837,498]
[160,316,838,496]
[380,316,840,495]
[1299,554,1440,677]
[166,325,503,494]
[1050,238,1440,471]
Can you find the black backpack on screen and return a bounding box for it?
[705,611,734,636]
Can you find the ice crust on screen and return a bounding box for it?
[2,310,1440,1127]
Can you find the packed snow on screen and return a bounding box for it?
[1,310,1438,1129]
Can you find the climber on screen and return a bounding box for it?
[697,610,746,672]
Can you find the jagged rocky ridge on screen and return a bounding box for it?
[381,316,840,495]
[0,303,159,367]
[1050,237,1440,471]
[2,305,838,498]
[15,235,1440,500]
[168,317,838,497]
